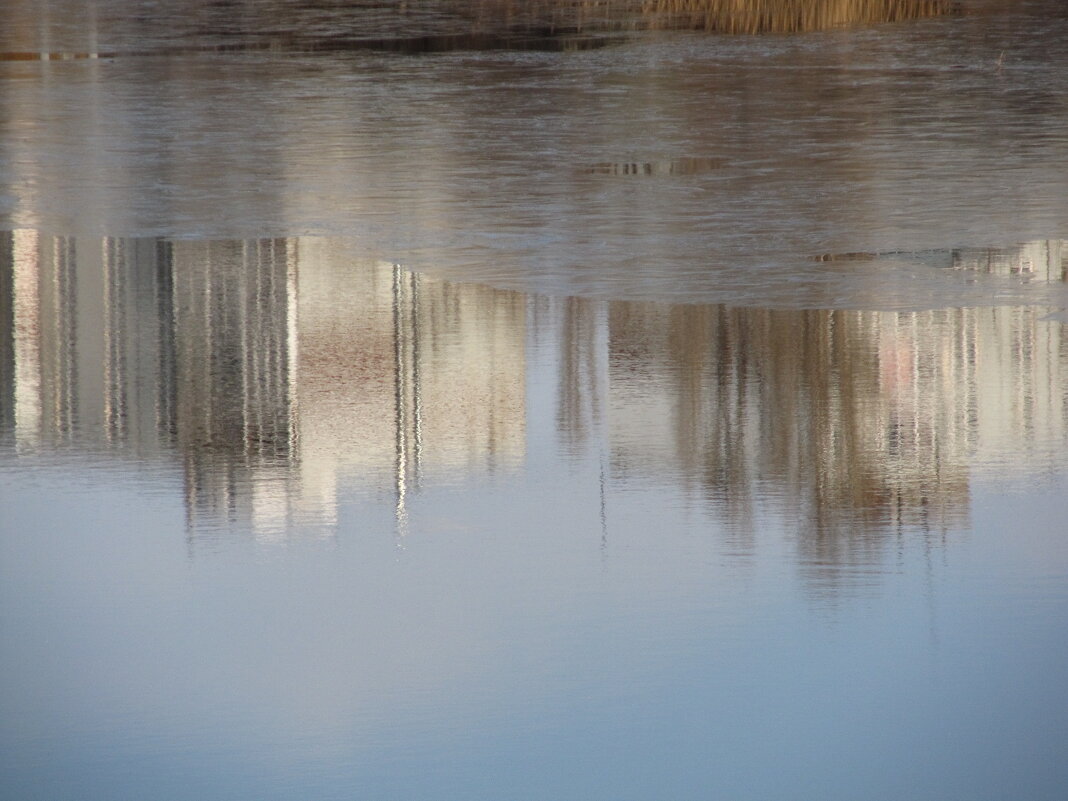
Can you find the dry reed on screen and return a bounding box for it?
[641,0,957,33]
[476,0,958,34]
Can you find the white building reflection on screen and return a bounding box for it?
[290,238,526,536]
[0,231,526,539]
[1,230,1066,554]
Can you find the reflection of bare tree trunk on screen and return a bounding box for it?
[103,238,128,445]
[392,263,423,540]
[41,236,78,446]
[557,296,604,454]
[156,241,178,448]
[0,232,15,444]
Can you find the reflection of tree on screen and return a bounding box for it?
[556,296,604,453]
[0,232,15,442]
[591,292,1066,592]
[598,300,1064,563]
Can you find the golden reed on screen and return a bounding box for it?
[476,0,958,33]
[641,0,957,32]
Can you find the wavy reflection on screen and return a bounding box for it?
[2,232,1066,566]
[0,231,527,538]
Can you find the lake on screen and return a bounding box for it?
[2,1,1067,799]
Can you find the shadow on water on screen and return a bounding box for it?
[583,157,727,176]
[3,231,1066,588]
[0,32,624,60]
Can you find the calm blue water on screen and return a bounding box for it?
[2,2,1068,799]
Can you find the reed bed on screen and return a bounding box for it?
[641,0,957,33]
[475,0,958,34]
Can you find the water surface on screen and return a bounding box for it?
[2,2,1068,800]
[3,0,1068,305]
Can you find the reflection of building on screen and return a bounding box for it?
[0,230,526,538]
[2,231,1066,565]
[0,229,176,454]
[167,238,301,533]
[293,239,526,531]
[551,280,1067,578]
[952,239,1066,281]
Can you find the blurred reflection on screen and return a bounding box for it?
[2,231,1066,562]
[604,291,1067,518]
[292,238,526,535]
[0,231,526,538]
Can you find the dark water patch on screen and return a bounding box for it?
[584,157,726,175]
[317,30,624,53]
[811,251,883,262]
[0,51,111,61]
[0,31,622,60]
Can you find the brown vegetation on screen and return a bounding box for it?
[639,0,958,33]
[475,0,958,34]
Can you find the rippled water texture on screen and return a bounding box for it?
[2,2,1068,800]
[2,0,1068,305]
